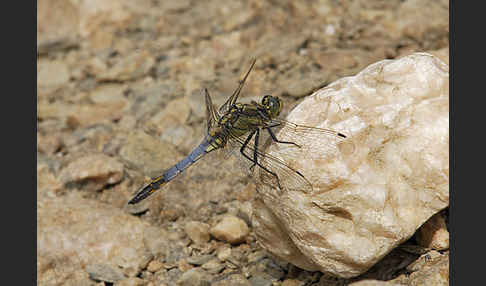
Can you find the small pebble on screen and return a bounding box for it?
[216,245,232,261]
[248,271,274,286]
[178,259,193,273]
[210,215,249,244]
[86,263,125,283]
[185,221,211,245]
[114,277,145,286]
[187,254,214,266]
[160,208,184,222]
[59,153,124,192]
[176,268,211,286]
[212,273,251,286]
[37,132,63,155]
[201,259,225,274]
[147,260,164,273]
[281,279,302,286]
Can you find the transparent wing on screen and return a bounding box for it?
[265,118,349,160]
[226,131,313,193]
[218,59,257,115]
[204,88,219,131]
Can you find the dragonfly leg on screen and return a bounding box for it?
[240,130,256,169]
[240,130,283,190]
[266,126,301,148]
[249,129,261,172]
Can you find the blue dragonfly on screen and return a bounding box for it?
[128,59,347,204]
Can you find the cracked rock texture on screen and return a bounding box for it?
[253,52,449,278]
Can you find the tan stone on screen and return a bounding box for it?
[59,153,124,192]
[146,260,164,273]
[184,221,211,245]
[37,193,152,282]
[37,0,79,53]
[37,163,63,198]
[210,216,249,244]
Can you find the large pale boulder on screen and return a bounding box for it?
[252,52,449,278]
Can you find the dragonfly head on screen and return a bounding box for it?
[262,95,282,119]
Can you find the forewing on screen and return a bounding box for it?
[204,88,219,131]
[267,119,350,160]
[218,59,257,115]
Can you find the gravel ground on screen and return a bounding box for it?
[37,0,449,285]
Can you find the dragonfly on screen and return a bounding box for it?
[128,59,348,204]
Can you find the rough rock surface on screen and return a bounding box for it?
[37,193,152,281]
[59,153,124,192]
[185,221,211,245]
[210,215,250,245]
[253,53,449,278]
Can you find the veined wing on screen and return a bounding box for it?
[204,88,219,132]
[266,118,350,160]
[218,59,257,116]
[226,131,313,193]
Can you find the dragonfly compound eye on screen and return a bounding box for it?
[266,96,282,118]
[262,95,271,105]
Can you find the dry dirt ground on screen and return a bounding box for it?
[37,0,449,285]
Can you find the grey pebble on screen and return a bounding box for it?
[187,254,215,266]
[86,263,125,283]
[177,268,211,286]
[248,271,274,286]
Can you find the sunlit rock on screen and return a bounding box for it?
[37,193,153,280]
[252,52,449,278]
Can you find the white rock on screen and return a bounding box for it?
[252,53,449,278]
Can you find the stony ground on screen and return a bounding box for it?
[37,0,449,285]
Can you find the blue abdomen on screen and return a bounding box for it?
[161,138,213,183]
